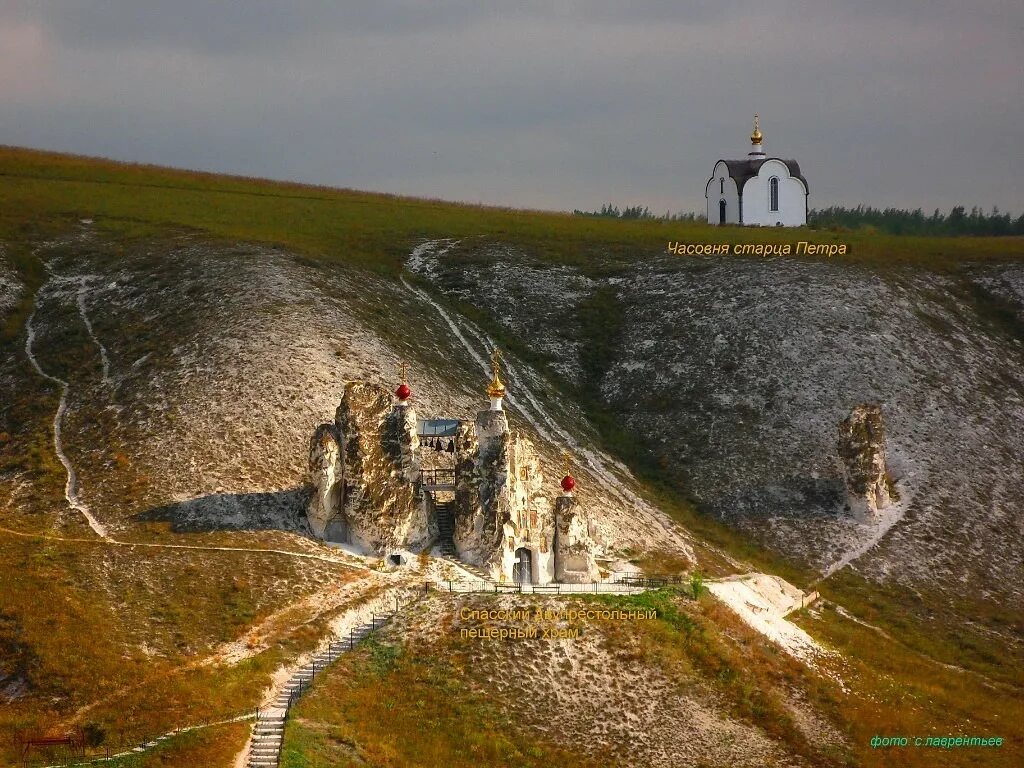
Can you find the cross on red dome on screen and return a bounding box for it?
[396,361,411,402]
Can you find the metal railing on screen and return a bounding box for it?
[425,580,648,595]
[613,574,686,589]
[258,597,420,768]
[15,598,424,768]
[14,707,258,767]
[283,611,394,711]
[418,468,456,487]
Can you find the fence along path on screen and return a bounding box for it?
[30,710,256,768]
[246,609,398,768]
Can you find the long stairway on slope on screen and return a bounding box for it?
[246,615,392,768]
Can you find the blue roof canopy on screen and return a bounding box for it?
[418,418,460,437]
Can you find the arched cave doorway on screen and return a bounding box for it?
[513,547,533,584]
[325,514,348,543]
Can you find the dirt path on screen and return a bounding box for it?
[74,275,112,385]
[706,573,833,665]
[0,523,371,568]
[24,272,110,540]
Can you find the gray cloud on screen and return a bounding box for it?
[1,1,1021,214]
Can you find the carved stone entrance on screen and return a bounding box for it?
[324,514,348,543]
[513,547,533,584]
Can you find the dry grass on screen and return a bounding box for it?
[285,589,1021,767]
[0,525,365,764]
[106,720,250,767]
[283,592,851,767]
[282,633,607,768]
[628,547,693,575]
[3,145,1021,766]
[792,598,1023,768]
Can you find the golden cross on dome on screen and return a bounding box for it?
[563,450,572,477]
[399,360,408,384]
[750,113,763,144]
[487,347,506,398]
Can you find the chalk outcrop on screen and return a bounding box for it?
[307,379,599,583]
[838,404,897,516]
[554,496,602,582]
[307,423,342,539]
[308,382,426,550]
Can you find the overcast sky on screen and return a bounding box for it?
[2,1,1022,214]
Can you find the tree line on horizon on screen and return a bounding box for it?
[572,204,704,222]
[809,205,1024,236]
[573,203,1024,236]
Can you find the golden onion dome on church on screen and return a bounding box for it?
[487,348,506,398]
[750,114,763,145]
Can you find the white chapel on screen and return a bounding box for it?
[705,115,809,227]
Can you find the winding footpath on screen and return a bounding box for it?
[15,269,371,568]
[40,713,257,768]
[73,275,112,385]
[24,274,110,539]
[11,260,407,766]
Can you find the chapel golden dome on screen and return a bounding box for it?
[750,114,763,145]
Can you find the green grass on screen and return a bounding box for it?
[1,146,1018,584]
[791,598,1024,768]
[2,145,1022,288]
[814,569,1023,689]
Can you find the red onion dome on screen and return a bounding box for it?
[560,474,576,492]
[395,383,411,401]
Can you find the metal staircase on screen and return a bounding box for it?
[435,500,457,556]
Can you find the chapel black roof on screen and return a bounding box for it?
[718,158,809,194]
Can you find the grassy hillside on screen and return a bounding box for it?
[283,590,1023,767]
[2,146,1022,767]
[3,145,1022,282]
[281,591,849,768]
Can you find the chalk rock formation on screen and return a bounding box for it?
[453,406,585,583]
[496,432,554,582]
[465,408,511,553]
[308,377,599,583]
[307,423,342,539]
[452,419,490,563]
[554,496,601,582]
[453,408,544,577]
[838,404,897,516]
[308,382,427,550]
